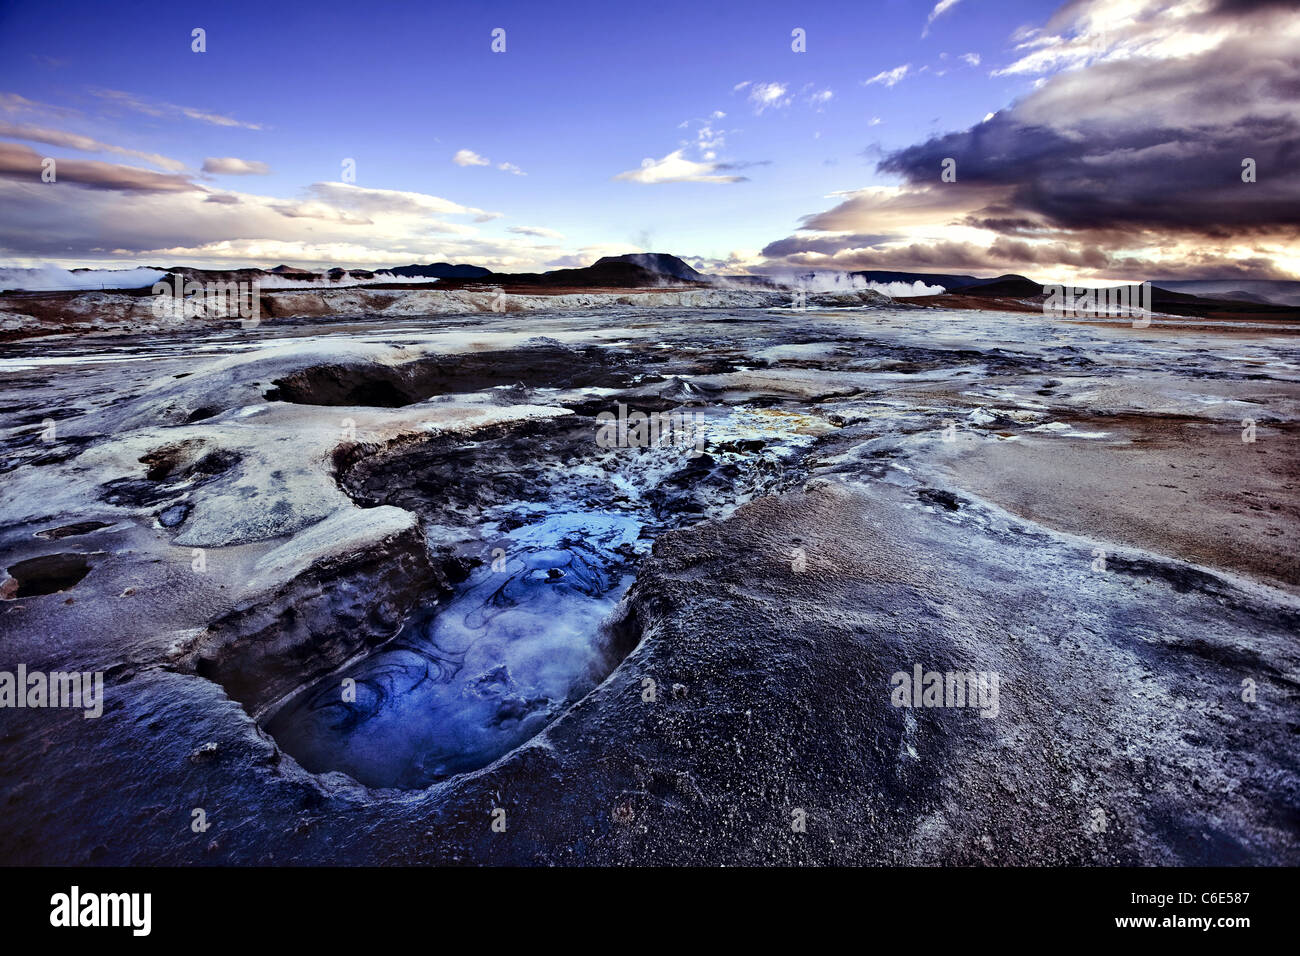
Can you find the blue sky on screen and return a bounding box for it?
[1,0,1297,281]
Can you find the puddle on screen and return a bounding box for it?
[2,553,91,598]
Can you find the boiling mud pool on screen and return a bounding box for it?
[265,510,642,789]
[264,403,828,789]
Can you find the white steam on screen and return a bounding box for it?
[0,266,439,293]
[0,266,168,292]
[771,271,946,297]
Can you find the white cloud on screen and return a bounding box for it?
[0,122,186,172]
[696,124,725,152]
[306,181,500,221]
[508,225,564,238]
[91,88,263,130]
[453,148,490,167]
[454,149,524,174]
[923,0,961,38]
[0,92,78,118]
[747,82,791,113]
[961,52,981,66]
[202,157,270,175]
[865,64,912,87]
[613,149,745,184]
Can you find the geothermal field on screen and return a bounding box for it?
[1,294,1296,866]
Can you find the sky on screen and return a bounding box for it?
[0,0,1297,283]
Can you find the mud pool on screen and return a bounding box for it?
[267,402,825,789]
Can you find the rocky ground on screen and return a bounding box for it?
[0,302,1296,865]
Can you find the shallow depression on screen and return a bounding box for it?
[257,399,820,790]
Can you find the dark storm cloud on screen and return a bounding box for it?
[1207,0,1300,14]
[759,0,1300,279]
[877,110,1300,235]
[761,233,894,257]
[876,21,1300,237]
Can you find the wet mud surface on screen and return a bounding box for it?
[0,304,1297,864]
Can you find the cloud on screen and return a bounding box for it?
[923,0,962,38]
[0,142,198,193]
[454,149,525,174]
[0,122,186,171]
[91,89,263,130]
[613,149,748,184]
[509,225,564,238]
[696,123,725,152]
[202,157,270,175]
[960,52,981,66]
[306,181,501,222]
[0,168,562,271]
[864,64,911,87]
[747,82,791,113]
[0,92,79,119]
[760,0,1300,282]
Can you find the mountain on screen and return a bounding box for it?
[1198,291,1273,304]
[386,262,493,279]
[592,253,704,282]
[951,274,1044,297]
[477,260,679,288]
[1149,279,1300,307]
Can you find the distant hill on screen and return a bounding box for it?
[1198,291,1273,304]
[592,253,704,282]
[950,274,1045,297]
[386,262,493,279]
[479,260,684,289]
[17,255,1300,316]
[1150,279,1300,307]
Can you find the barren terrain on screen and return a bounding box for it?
[0,302,1296,864]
